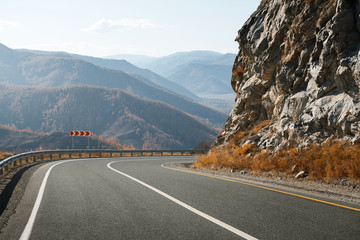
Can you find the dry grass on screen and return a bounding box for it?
[141,152,153,156]
[194,141,360,183]
[229,120,270,148]
[173,152,183,156]
[121,152,132,157]
[0,150,13,160]
[132,152,142,157]
[111,152,121,157]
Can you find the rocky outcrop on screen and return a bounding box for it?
[215,0,360,151]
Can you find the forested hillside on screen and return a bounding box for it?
[0,85,218,149]
[0,124,127,152]
[0,43,226,129]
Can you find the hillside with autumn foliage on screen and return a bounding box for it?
[0,124,132,152]
[0,85,217,150]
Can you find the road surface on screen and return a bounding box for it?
[1,156,359,239]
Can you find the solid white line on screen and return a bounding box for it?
[107,161,258,240]
[19,161,64,240]
[19,158,94,240]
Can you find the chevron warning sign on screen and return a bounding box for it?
[70,131,93,136]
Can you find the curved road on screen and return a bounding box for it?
[1,156,359,239]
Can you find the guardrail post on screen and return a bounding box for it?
[69,153,72,159]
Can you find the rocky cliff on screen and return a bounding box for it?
[215,0,360,151]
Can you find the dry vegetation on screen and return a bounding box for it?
[0,150,13,160]
[95,135,135,150]
[0,124,50,136]
[195,140,360,183]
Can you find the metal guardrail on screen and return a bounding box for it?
[0,149,209,177]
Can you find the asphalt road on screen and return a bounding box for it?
[1,156,360,239]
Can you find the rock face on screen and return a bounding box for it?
[215,0,360,151]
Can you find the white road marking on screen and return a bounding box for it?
[20,157,257,240]
[19,161,64,240]
[19,158,98,240]
[107,161,258,240]
[18,157,182,239]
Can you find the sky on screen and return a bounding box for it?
[1,0,260,57]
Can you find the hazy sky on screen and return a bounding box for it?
[1,0,260,57]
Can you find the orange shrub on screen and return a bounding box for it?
[195,140,360,183]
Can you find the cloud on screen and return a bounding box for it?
[0,20,17,30]
[83,18,159,33]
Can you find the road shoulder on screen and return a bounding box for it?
[0,162,55,239]
[165,162,360,206]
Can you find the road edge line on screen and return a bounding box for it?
[19,161,64,240]
[19,158,100,240]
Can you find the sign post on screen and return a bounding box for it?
[70,131,93,149]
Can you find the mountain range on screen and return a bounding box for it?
[0,85,218,150]
[107,50,237,110]
[0,43,239,150]
[18,48,200,101]
[107,51,235,76]
[0,43,226,129]
[0,125,127,152]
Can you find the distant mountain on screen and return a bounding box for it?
[0,43,226,128]
[107,50,237,112]
[145,51,229,77]
[105,51,236,75]
[18,48,200,101]
[167,63,234,98]
[209,53,237,65]
[0,85,218,150]
[73,55,201,101]
[104,54,158,67]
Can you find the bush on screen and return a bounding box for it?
[195,140,360,183]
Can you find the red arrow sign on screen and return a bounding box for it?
[70,131,93,136]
